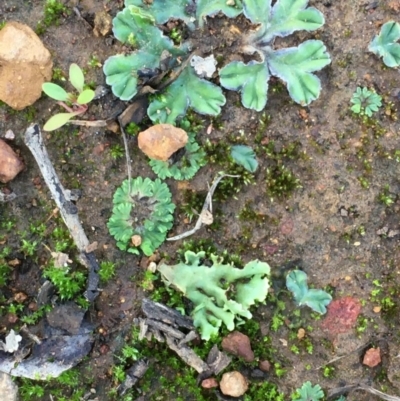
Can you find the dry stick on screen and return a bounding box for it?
[118,117,132,193]
[167,173,239,241]
[68,119,108,127]
[23,124,100,302]
[328,384,400,401]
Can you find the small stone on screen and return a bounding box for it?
[138,124,188,161]
[47,302,85,335]
[131,235,142,247]
[297,328,306,339]
[0,139,24,183]
[4,130,15,140]
[220,371,248,397]
[0,22,53,110]
[0,372,18,401]
[221,331,255,363]
[13,292,28,303]
[363,347,381,368]
[373,306,381,313]
[258,360,271,372]
[93,10,112,37]
[201,378,218,389]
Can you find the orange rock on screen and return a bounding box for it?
[0,139,24,183]
[201,378,218,389]
[0,22,53,110]
[221,331,254,363]
[363,347,381,368]
[138,124,188,161]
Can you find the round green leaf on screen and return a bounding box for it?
[77,89,95,105]
[42,83,69,102]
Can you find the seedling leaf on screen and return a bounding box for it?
[197,0,243,27]
[148,66,226,123]
[231,145,258,172]
[264,0,325,42]
[77,89,95,105]
[112,5,179,54]
[243,0,270,24]
[104,5,185,100]
[286,270,332,314]
[69,63,85,93]
[42,83,69,102]
[125,0,194,27]
[104,52,154,100]
[43,112,80,131]
[369,21,400,68]
[267,40,331,106]
[219,61,269,111]
[293,381,324,401]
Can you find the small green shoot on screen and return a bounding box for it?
[350,87,382,117]
[286,270,332,314]
[292,381,324,401]
[42,63,95,131]
[99,261,117,282]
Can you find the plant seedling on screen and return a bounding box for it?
[369,21,400,68]
[219,0,331,111]
[286,270,332,314]
[292,381,324,401]
[42,63,95,131]
[350,87,382,117]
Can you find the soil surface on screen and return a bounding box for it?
[1,0,400,400]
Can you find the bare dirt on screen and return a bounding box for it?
[1,0,400,400]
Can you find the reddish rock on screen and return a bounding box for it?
[221,331,255,363]
[138,124,188,161]
[363,347,381,368]
[258,360,271,372]
[321,296,361,337]
[220,371,248,397]
[0,139,24,183]
[0,22,53,110]
[201,378,218,389]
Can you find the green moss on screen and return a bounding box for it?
[266,165,302,199]
[36,0,69,34]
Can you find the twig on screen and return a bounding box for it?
[328,384,400,401]
[167,173,239,241]
[23,124,100,302]
[117,117,132,194]
[68,120,108,127]
[20,325,41,345]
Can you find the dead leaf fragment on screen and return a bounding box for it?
[0,329,22,353]
[138,124,188,161]
[363,347,381,367]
